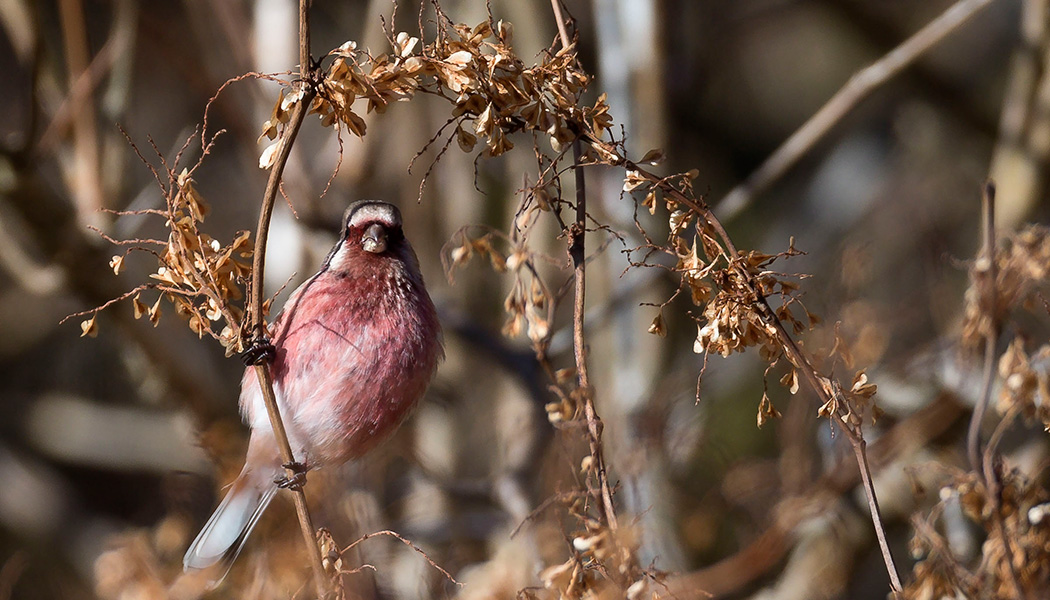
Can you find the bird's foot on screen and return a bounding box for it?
[274,461,308,490]
[241,336,276,366]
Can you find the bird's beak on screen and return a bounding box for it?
[361,223,388,254]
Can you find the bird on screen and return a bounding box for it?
[183,200,442,579]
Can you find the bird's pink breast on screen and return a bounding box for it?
[240,258,440,465]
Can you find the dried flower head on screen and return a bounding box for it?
[65,136,255,357]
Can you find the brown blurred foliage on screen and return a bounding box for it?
[3,0,1050,599]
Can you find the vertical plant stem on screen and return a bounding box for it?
[57,0,103,222]
[550,0,619,533]
[968,181,998,475]
[746,273,904,594]
[982,439,1025,598]
[249,100,313,337]
[299,0,311,73]
[571,140,619,532]
[253,362,328,599]
[551,0,571,51]
[853,438,904,593]
[968,183,1025,597]
[248,0,328,597]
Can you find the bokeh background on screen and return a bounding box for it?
[1,0,1046,598]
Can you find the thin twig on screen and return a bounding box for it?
[38,9,117,152]
[761,301,903,594]
[982,410,1026,598]
[968,181,998,475]
[298,0,310,75]
[248,1,329,597]
[338,530,463,586]
[550,0,571,51]
[715,0,1001,220]
[968,182,1025,598]
[982,405,1026,597]
[550,0,619,535]
[852,438,903,593]
[249,103,313,335]
[607,153,904,592]
[57,0,103,220]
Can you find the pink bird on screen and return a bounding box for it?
[184,200,442,577]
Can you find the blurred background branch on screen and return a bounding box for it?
[716,0,1000,220]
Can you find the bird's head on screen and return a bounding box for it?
[324,200,414,273]
[346,201,403,254]
[319,200,426,285]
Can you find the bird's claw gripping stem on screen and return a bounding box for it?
[275,461,308,490]
[242,336,276,366]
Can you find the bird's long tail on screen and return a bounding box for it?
[183,460,279,582]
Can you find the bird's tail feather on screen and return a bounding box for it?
[183,466,279,583]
